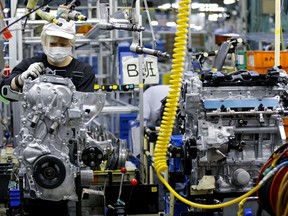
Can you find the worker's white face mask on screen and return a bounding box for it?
[43,46,72,64]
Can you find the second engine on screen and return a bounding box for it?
[180,70,288,194]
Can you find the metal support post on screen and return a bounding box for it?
[143,134,148,183]
[134,0,146,183]
[274,0,281,67]
[241,0,247,33]
[149,141,154,184]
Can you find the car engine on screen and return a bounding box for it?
[180,69,288,195]
[13,74,107,201]
[2,73,128,201]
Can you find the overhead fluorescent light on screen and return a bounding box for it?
[191,3,201,9]
[199,6,226,12]
[191,3,226,12]
[166,22,176,27]
[190,23,203,31]
[208,14,219,21]
[158,3,171,10]
[151,21,159,26]
[224,0,236,4]
[172,3,179,9]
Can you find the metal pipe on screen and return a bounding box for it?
[206,110,277,116]
[241,0,247,33]
[170,193,175,216]
[257,134,263,158]
[135,0,146,183]
[143,133,148,183]
[233,127,278,134]
[149,141,154,184]
[274,0,281,67]
[101,106,139,114]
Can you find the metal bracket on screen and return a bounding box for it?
[1,85,22,101]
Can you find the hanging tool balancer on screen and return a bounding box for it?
[26,0,87,26]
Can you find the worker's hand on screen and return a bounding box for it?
[19,62,45,82]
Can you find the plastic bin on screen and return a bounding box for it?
[119,113,137,130]
[119,113,137,150]
[119,130,129,140]
[169,135,183,172]
[246,51,288,74]
[170,135,183,147]
[9,188,20,207]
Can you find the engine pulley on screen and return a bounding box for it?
[33,155,66,189]
[82,146,104,167]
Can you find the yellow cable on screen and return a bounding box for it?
[154,0,190,175]
[271,153,279,167]
[237,198,247,216]
[154,1,188,176]
[237,197,258,216]
[156,172,261,209]
[284,189,288,215]
[153,0,262,210]
[284,200,288,216]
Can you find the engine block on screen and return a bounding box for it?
[180,70,288,194]
[13,74,106,201]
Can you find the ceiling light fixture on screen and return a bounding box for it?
[157,3,171,10]
[224,0,236,5]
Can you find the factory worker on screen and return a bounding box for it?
[0,18,95,97]
[130,85,169,156]
[0,18,96,216]
[142,84,170,125]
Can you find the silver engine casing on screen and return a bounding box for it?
[13,75,105,201]
[181,72,288,194]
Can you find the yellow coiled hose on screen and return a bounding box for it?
[154,0,262,210]
[154,0,190,175]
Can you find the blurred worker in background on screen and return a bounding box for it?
[131,84,182,156]
[0,18,95,97]
[130,84,169,156]
[142,84,169,126]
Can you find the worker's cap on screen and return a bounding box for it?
[42,18,76,40]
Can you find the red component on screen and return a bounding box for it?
[3,66,10,76]
[130,178,138,186]
[2,28,12,40]
[120,167,127,173]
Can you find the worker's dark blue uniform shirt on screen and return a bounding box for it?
[0,53,95,99]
